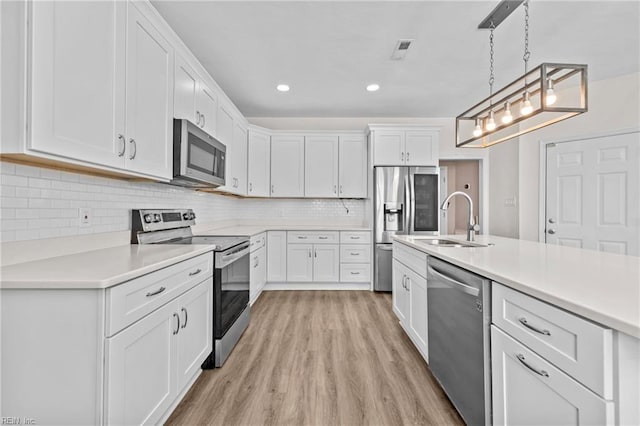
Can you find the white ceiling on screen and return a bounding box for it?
[152,1,640,118]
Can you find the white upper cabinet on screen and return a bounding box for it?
[29,0,126,169]
[371,127,439,167]
[197,83,218,137]
[247,129,271,197]
[305,135,339,198]
[404,130,439,166]
[173,55,198,124]
[28,1,173,180]
[124,2,173,180]
[270,135,305,197]
[338,135,367,198]
[232,122,248,195]
[216,104,235,190]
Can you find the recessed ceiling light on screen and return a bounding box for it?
[276,84,290,92]
[366,84,380,92]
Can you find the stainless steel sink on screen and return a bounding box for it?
[412,238,489,248]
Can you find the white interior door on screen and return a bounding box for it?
[546,132,640,256]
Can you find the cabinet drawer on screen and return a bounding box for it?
[250,232,266,252]
[340,231,371,244]
[492,326,614,426]
[288,231,339,244]
[492,283,613,398]
[107,252,213,336]
[392,241,427,278]
[340,245,371,263]
[340,264,370,282]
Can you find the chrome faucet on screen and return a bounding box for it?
[441,191,479,242]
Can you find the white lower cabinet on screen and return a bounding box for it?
[392,259,410,324]
[492,326,614,426]
[287,243,314,281]
[267,231,287,282]
[407,267,428,360]
[106,279,212,425]
[312,244,340,282]
[250,243,267,305]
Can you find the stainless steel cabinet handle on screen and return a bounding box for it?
[256,257,259,267]
[146,286,166,297]
[314,250,317,258]
[340,185,343,194]
[406,152,410,162]
[181,307,188,329]
[308,249,311,258]
[172,313,180,335]
[518,317,551,336]
[401,152,405,162]
[548,229,556,235]
[249,182,253,192]
[516,354,549,377]
[298,236,308,239]
[405,276,410,291]
[129,138,137,160]
[117,134,125,157]
[350,271,360,275]
[189,268,202,277]
[196,111,201,126]
[271,184,275,194]
[201,114,205,127]
[333,185,337,194]
[350,236,360,240]
[319,236,328,240]
[350,252,360,256]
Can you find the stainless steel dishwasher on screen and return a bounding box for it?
[427,257,491,426]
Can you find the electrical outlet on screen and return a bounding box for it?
[79,208,91,227]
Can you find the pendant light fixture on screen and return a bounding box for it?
[455,0,588,148]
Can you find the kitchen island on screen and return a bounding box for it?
[392,234,640,426]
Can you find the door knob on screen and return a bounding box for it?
[548,229,556,235]
[548,218,555,224]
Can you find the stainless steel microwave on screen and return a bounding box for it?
[170,119,226,188]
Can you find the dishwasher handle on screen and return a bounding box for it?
[428,265,480,297]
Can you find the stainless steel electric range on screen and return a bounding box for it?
[131,209,250,368]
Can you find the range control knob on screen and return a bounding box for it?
[190,212,196,220]
[143,214,152,224]
[153,214,162,223]
[183,212,190,220]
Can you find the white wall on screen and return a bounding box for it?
[518,72,640,241]
[488,140,519,238]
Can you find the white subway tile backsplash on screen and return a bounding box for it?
[0,161,366,243]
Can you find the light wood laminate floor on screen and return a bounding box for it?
[166,291,463,426]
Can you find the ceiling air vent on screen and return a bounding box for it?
[391,39,414,60]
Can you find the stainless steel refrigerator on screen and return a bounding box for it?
[374,166,439,291]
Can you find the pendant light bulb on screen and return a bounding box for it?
[520,91,533,115]
[486,110,496,131]
[502,102,513,124]
[545,79,557,106]
[472,119,483,137]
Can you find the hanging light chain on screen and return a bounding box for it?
[489,21,495,99]
[523,0,530,74]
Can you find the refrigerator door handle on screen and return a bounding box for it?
[405,172,413,234]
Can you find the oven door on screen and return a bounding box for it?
[173,119,226,187]
[214,243,250,338]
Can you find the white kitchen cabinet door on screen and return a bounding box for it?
[392,260,410,324]
[287,244,313,282]
[373,131,404,166]
[305,135,339,198]
[339,135,368,198]
[407,268,428,360]
[175,281,212,394]
[233,123,248,195]
[29,0,126,168]
[267,231,287,282]
[196,83,218,137]
[492,326,614,426]
[270,136,305,197]
[247,130,271,197]
[256,246,267,292]
[312,244,340,282]
[405,130,439,166]
[124,3,173,180]
[106,300,176,425]
[216,105,235,191]
[173,55,198,124]
[250,246,267,305]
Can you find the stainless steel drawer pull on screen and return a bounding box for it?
[319,236,328,240]
[129,138,137,160]
[350,236,360,239]
[173,313,180,335]
[117,134,125,157]
[350,271,361,275]
[518,317,551,336]
[189,268,202,277]
[181,307,188,329]
[146,286,166,297]
[516,354,549,377]
[298,236,307,239]
[350,252,360,256]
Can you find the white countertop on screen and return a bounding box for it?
[393,235,640,338]
[0,244,215,289]
[197,224,371,237]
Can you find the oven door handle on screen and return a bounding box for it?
[216,242,250,268]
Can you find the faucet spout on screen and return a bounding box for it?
[441,191,478,242]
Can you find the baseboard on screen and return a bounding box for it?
[264,282,371,290]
